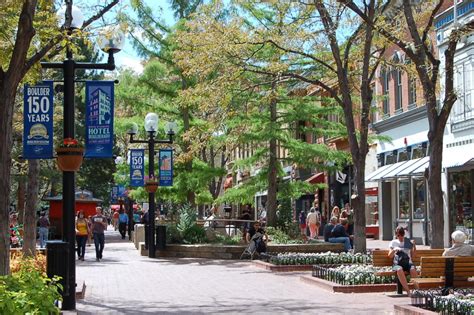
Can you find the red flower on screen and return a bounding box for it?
[63,138,78,146]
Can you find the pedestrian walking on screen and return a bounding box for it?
[91,207,107,261]
[75,210,89,261]
[37,212,49,248]
[118,209,128,240]
[112,210,119,231]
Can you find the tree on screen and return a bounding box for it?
[0,0,119,275]
[123,0,233,207]
[175,0,384,251]
[341,0,473,248]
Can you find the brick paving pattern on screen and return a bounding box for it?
[76,228,413,314]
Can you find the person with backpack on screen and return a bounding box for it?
[388,226,417,296]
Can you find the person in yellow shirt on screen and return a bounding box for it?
[75,210,90,261]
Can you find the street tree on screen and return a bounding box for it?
[0,0,119,275]
[341,0,474,248]
[175,0,384,251]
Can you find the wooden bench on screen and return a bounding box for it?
[412,256,474,290]
[372,249,444,294]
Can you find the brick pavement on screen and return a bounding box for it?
[76,228,414,314]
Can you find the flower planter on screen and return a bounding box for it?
[56,147,84,172]
[145,181,158,193]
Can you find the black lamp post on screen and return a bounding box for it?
[127,115,176,258]
[40,0,123,310]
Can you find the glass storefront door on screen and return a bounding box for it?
[449,170,473,244]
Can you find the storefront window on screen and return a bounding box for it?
[412,178,426,219]
[449,170,473,243]
[411,143,427,159]
[398,179,410,219]
[398,149,408,162]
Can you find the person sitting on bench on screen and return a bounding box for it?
[388,226,417,296]
[443,230,474,257]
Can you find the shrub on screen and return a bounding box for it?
[1,256,62,314]
[213,234,242,245]
[266,226,302,244]
[167,204,207,244]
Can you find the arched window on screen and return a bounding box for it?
[380,66,389,116]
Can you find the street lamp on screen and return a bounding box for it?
[41,1,123,310]
[127,114,176,258]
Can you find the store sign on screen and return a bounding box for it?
[159,149,173,186]
[23,81,54,159]
[130,149,144,187]
[85,81,114,158]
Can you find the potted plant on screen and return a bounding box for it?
[56,138,84,172]
[145,176,158,193]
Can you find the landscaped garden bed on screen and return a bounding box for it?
[253,252,371,272]
[409,289,474,315]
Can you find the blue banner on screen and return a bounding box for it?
[130,149,145,187]
[85,81,114,158]
[111,185,127,202]
[23,81,54,159]
[159,149,173,186]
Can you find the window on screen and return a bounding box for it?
[452,63,473,123]
[413,178,426,220]
[398,148,408,162]
[398,179,410,219]
[395,69,403,112]
[381,67,390,116]
[408,76,417,107]
[385,152,396,165]
[449,170,473,243]
[411,142,428,159]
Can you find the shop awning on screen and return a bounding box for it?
[443,144,474,168]
[365,163,401,181]
[365,157,430,181]
[305,172,325,184]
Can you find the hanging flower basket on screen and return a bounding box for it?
[145,178,159,193]
[56,138,84,172]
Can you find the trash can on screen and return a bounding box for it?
[46,240,69,295]
[156,225,166,250]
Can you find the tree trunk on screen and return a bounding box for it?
[23,159,40,256]
[181,107,195,205]
[352,159,367,253]
[17,176,26,224]
[0,92,15,275]
[427,130,445,248]
[266,84,278,227]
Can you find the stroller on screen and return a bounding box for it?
[240,232,266,260]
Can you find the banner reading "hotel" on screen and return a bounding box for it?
[85,81,114,158]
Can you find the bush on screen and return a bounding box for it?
[266,226,302,244]
[213,234,242,245]
[0,256,62,314]
[167,204,207,244]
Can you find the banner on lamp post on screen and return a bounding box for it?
[130,149,145,187]
[158,149,173,186]
[85,81,114,158]
[23,81,54,159]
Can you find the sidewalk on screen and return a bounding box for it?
[75,228,414,314]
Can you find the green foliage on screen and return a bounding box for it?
[213,234,242,245]
[175,204,206,244]
[0,258,62,314]
[266,226,299,244]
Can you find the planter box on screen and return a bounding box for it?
[253,260,313,272]
[138,242,345,259]
[300,275,398,293]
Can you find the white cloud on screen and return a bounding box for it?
[115,55,144,74]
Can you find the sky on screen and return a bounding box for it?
[103,0,176,74]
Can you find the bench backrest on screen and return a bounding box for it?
[372,249,444,267]
[420,256,474,277]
